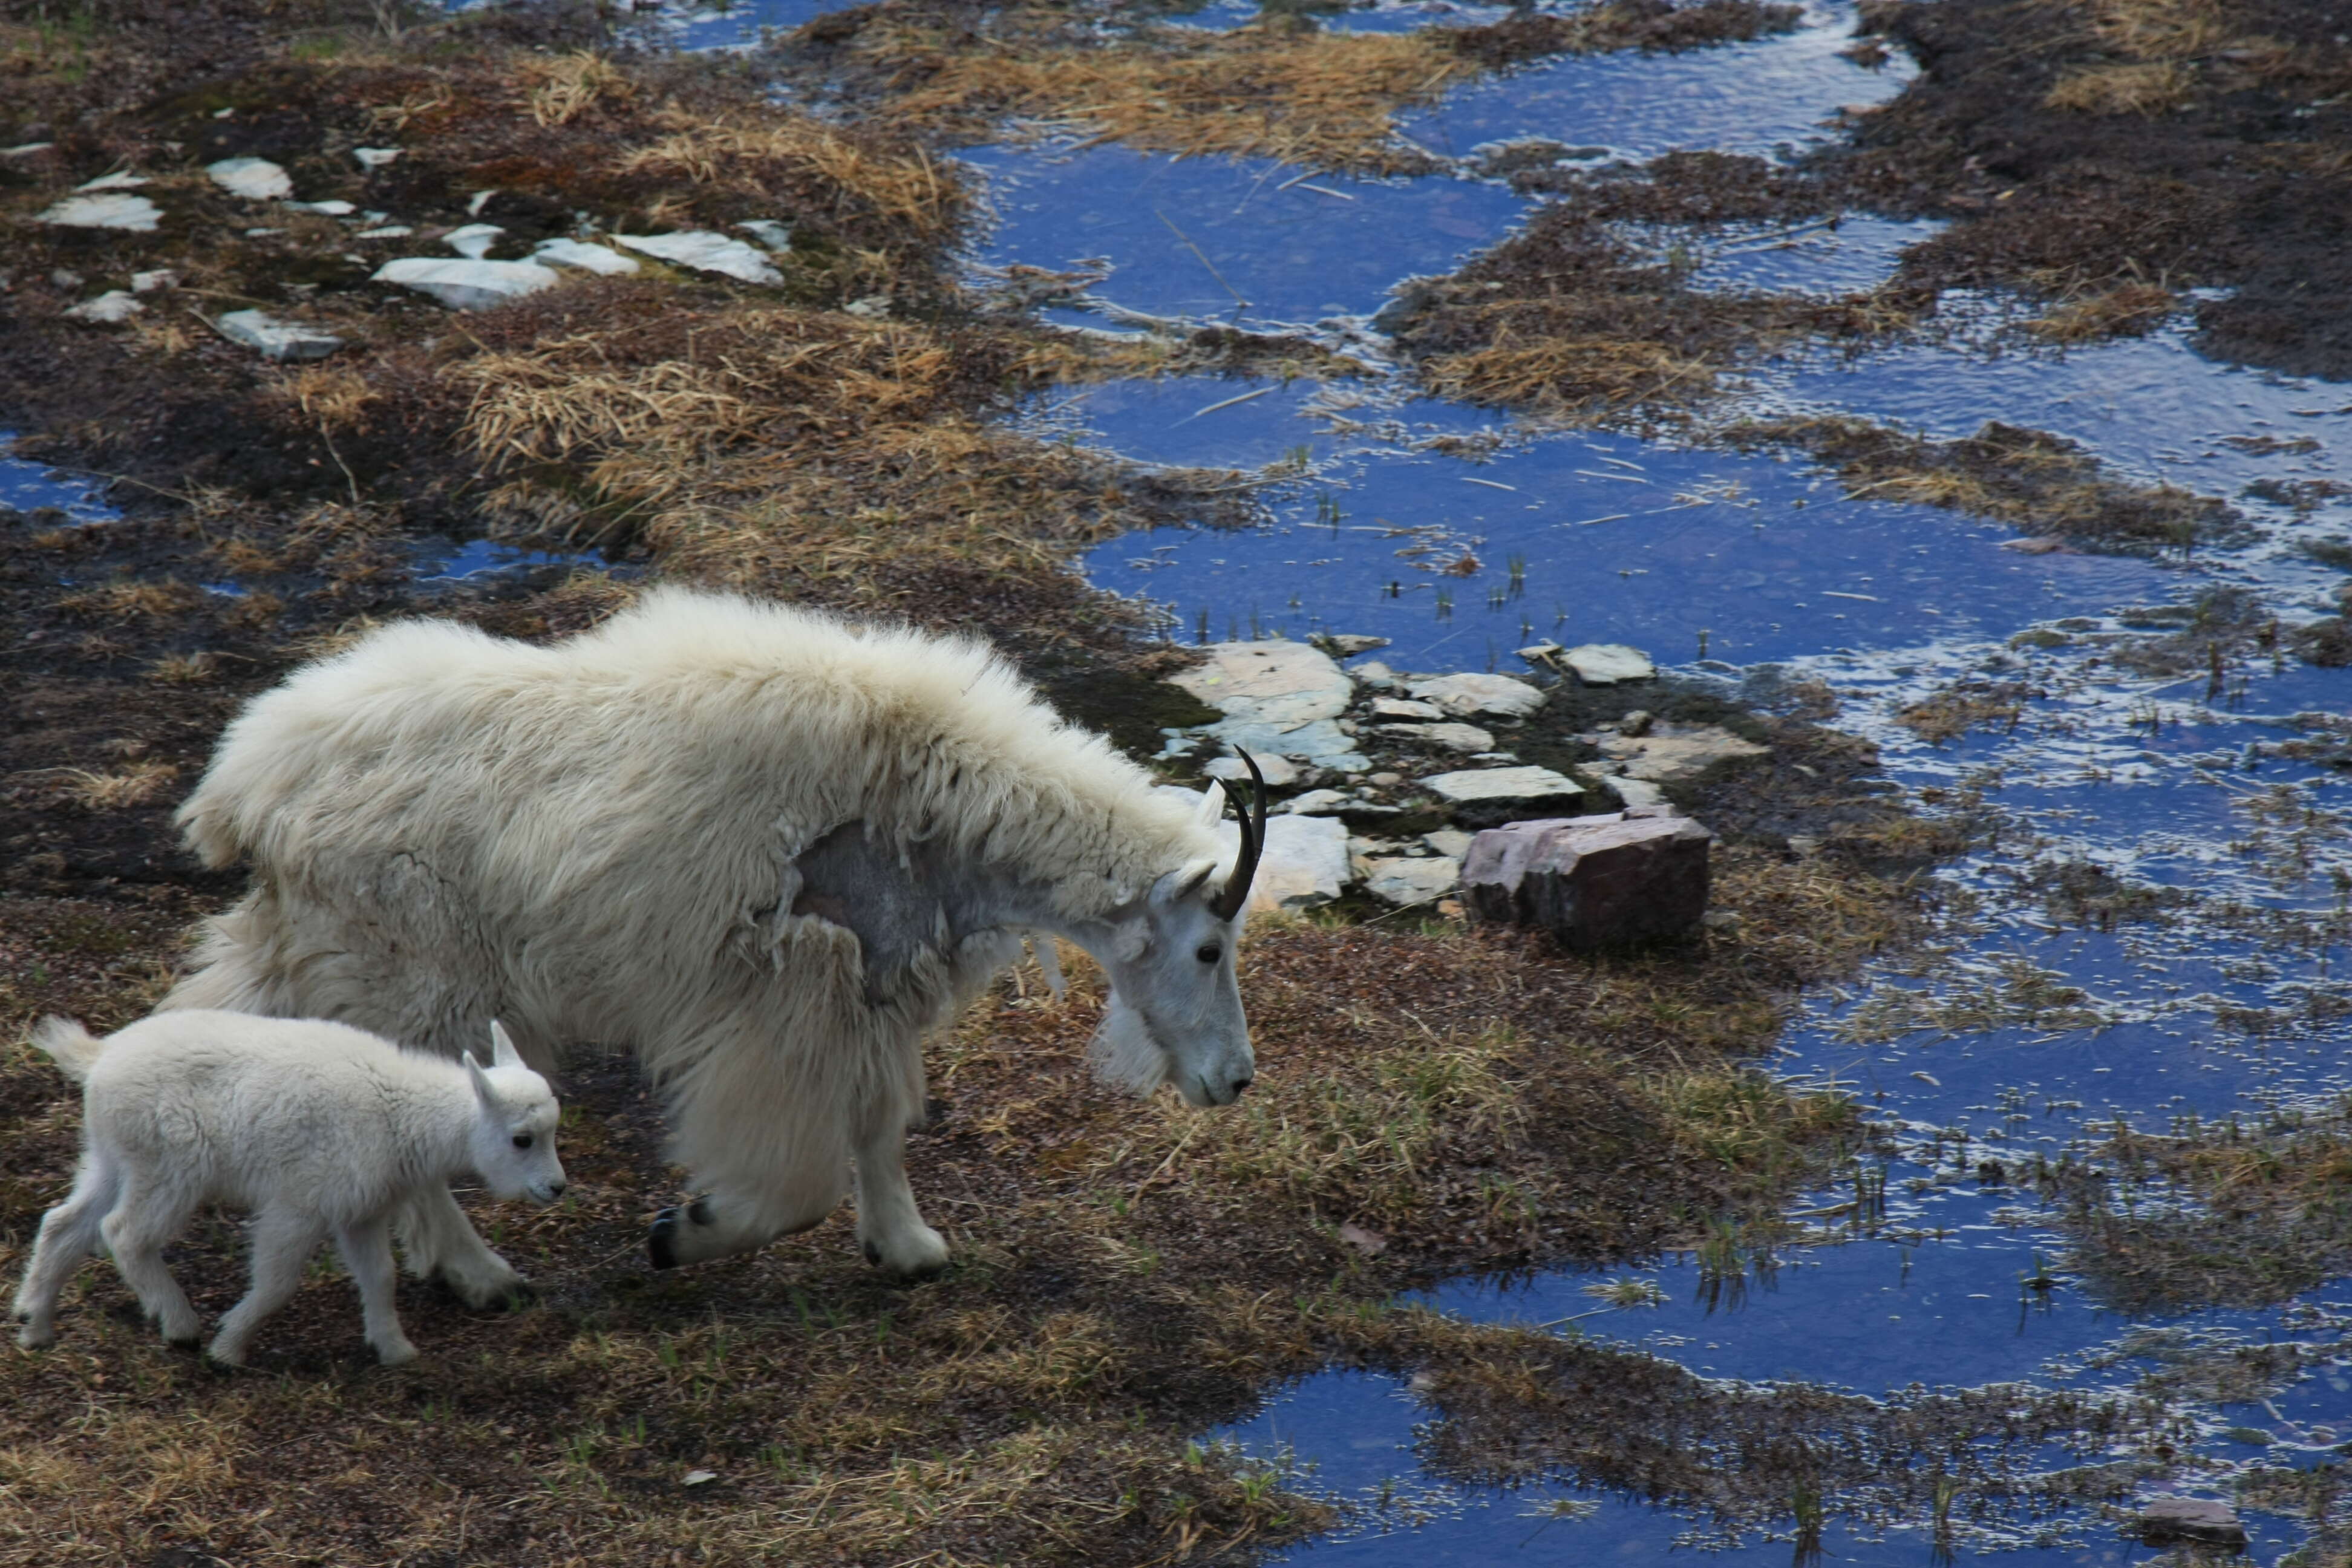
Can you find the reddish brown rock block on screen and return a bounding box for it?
[1461,806,1711,949]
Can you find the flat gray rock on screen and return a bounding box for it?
[1205,753,1301,789]
[373,256,561,310]
[1422,828,1475,858]
[1463,808,1712,950]
[1369,697,1445,721]
[206,156,293,200]
[1601,722,1768,783]
[533,238,641,276]
[37,192,161,230]
[1175,641,1366,769]
[1408,671,1546,720]
[76,171,150,191]
[1422,765,1587,826]
[1359,855,1460,907]
[1280,789,1353,816]
[443,223,505,259]
[613,230,785,285]
[1211,813,1348,913]
[354,147,403,168]
[1561,643,1656,685]
[1601,775,1668,809]
[1315,633,1390,657]
[1377,721,1495,754]
[215,309,345,362]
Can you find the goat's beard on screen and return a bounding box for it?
[1086,991,1171,1096]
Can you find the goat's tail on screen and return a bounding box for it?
[28,1016,108,1083]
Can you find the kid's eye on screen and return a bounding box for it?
[1195,944,1222,964]
[512,1133,534,1149]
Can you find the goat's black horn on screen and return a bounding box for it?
[1209,747,1268,921]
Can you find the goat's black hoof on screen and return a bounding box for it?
[648,1209,682,1270]
[862,1240,883,1267]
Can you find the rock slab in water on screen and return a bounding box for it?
[1422,765,1587,826]
[1408,671,1546,719]
[613,230,785,285]
[37,192,162,230]
[215,309,345,362]
[1561,644,1656,685]
[1462,807,1711,950]
[373,256,561,310]
[2135,1498,2246,1548]
[206,156,293,200]
[1173,640,1365,768]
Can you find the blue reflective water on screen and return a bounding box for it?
[1402,0,1915,164]
[1,439,122,524]
[963,143,1532,327]
[418,538,607,581]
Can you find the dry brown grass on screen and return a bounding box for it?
[18,762,180,811]
[616,111,957,241]
[2046,59,2197,114]
[2023,279,2180,339]
[2045,0,2285,114]
[1422,334,1721,419]
[145,652,219,685]
[522,50,632,127]
[52,580,204,623]
[872,27,1469,172]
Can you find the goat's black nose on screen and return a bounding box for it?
[549,1181,568,1198]
[1231,1075,1254,1094]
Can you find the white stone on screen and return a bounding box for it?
[612,230,785,285]
[468,189,498,217]
[64,290,142,325]
[532,238,641,276]
[1211,813,1348,913]
[1601,775,1668,809]
[1281,789,1351,816]
[1516,640,1562,664]
[354,226,413,240]
[1318,633,1390,656]
[1423,829,1475,858]
[130,269,178,293]
[76,170,149,191]
[1600,723,1768,783]
[443,223,505,260]
[1174,641,1353,730]
[1408,671,1546,720]
[284,198,357,216]
[1360,855,1460,907]
[243,227,284,237]
[2,142,56,158]
[1561,643,1656,685]
[373,256,561,310]
[1423,765,1585,809]
[1369,697,1445,721]
[1205,753,1301,789]
[1377,721,1495,753]
[354,147,403,169]
[737,219,794,250]
[1351,660,1399,688]
[215,309,345,362]
[36,192,161,231]
[206,156,293,200]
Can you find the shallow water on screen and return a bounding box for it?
[941,0,2352,1560]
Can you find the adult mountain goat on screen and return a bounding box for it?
[165,589,1267,1302]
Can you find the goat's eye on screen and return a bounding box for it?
[512,1133,534,1150]
[1195,943,1222,964]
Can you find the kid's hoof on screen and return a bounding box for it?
[430,1270,535,1311]
[862,1240,882,1267]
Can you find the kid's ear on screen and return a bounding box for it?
[488,1019,523,1070]
[464,1051,495,1104]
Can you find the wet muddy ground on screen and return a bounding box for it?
[5,0,2352,1563]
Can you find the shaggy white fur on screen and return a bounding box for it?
[163,589,1256,1290]
[13,1013,563,1366]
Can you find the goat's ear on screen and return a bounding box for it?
[488,1019,523,1071]
[1152,859,1218,906]
[1192,783,1224,827]
[463,1050,495,1105]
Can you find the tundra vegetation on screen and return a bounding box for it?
[0,0,2342,1563]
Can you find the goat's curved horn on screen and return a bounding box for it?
[1209,747,1269,921]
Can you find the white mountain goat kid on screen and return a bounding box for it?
[12,1013,564,1366]
[162,589,1269,1302]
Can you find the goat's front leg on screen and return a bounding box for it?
[209,1209,327,1367]
[337,1215,416,1366]
[852,1103,949,1278]
[393,1182,528,1307]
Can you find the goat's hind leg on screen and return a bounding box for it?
[393,1182,529,1308]
[852,1099,949,1279]
[13,1153,122,1349]
[208,1207,327,1367]
[98,1171,203,1347]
